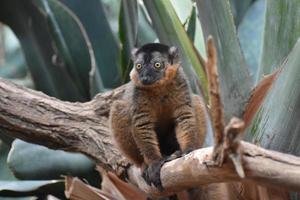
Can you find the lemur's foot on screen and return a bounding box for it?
[142,149,194,191]
[142,160,165,191]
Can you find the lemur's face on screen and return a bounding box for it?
[130,43,179,86]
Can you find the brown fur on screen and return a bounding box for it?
[109,65,206,167]
[130,64,179,90]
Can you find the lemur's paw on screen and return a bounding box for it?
[142,160,164,191]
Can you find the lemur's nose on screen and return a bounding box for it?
[140,76,153,85]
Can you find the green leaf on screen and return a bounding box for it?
[0,0,86,101]
[196,0,252,120]
[0,25,27,79]
[186,5,197,42]
[143,0,208,98]
[0,142,16,180]
[0,180,64,197]
[238,0,265,79]
[136,3,157,45]
[7,140,100,186]
[39,0,92,98]
[60,0,122,92]
[0,50,27,79]
[171,0,207,61]
[119,0,138,82]
[230,0,254,25]
[246,39,300,156]
[256,0,300,82]
[170,0,194,23]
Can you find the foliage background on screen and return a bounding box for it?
[0,0,299,199]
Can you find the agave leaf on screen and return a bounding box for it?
[0,0,86,101]
[238,0,265,80]
[0,22,27,79]
[256,0,300,82]
[101,0,121,36]
[0,180,64,197]
[60,0,121,92]
[7,140,100,186]
[243,68,281,127]
[119,0,138,82]
[143,0,208,98]
[38,0,93,98]
[186,5,196,42]
[170,0,194,23]
[171,0,206,56]
[136,3,157,45]
[229,0,254,25]
[246,39,300,156]
[0,49,27,79]
[0,142,16,180]
[196,0,252,121]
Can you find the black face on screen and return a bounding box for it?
[132,43,178,85]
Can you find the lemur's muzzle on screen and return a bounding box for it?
[139,67,160,85]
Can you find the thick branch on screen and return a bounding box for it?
[128,141,300,196]
[0,78,128,173]
[0,78,300,194]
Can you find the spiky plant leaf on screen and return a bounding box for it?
[0,180,64,197]
[39,0,93,98]
[0,0,86,101]
[256,0,300,82]
[238,0,265,80]
[60,0,121,92]
[119,0,138,82]
[230,0,254,25]
[7,140,100,186]
[143,0,208,98]
[246,39,300,156]
[196,0,252,121]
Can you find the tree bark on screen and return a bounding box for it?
[0,78,299,195]
[0,78,128,173]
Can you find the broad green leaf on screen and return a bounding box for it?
[0,48,27,79]
[60,0,122,92]
[256,0,300,82]
[0,142,16,180]
[143,0,208,98]
[7,140,100,186]
[118,2,157,82]
[101,0,121,36]
[0,180,64,197]
[119,0,138,82]
[196,0,252,121]
[246,39,300,156]
[0,25,27,79]
[39,0,92,98]
[0,0,86,101]
[170,0,194,23]
[186,6,196,43]
[238,0,265,80]
[136,3,157,45]
[171,0,207,63]
[230,0,254,25]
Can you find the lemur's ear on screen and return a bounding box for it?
[131,48,138,60]
[168,46,179,64]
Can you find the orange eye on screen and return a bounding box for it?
[136,63,142,69]
[154,62,161,68]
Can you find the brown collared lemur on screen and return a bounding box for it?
[109,43,206,189]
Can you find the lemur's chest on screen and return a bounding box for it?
[150,92,179,122]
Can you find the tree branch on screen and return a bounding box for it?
[0,78,300,195]
[128,141,300,196]
[0,78,128,174]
